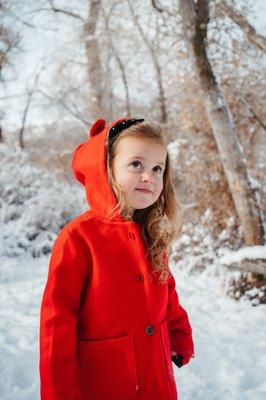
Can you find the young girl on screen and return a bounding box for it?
[39,117,195,400]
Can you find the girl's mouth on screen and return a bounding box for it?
[136,188,153,194]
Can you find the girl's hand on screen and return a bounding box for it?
[171,352,184,368]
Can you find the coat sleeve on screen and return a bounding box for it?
[39,227,90,400]
[166,272,195,366]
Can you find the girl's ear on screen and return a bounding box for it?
[89,118,106,137]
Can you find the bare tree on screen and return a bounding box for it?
[0,1,22,142]
[101,3,131,116]
[0,25,20,80]
[177,0,264,245]
[83,0,104,118]
[127,0,167,124]
[19,68,43,148]
[43,1,105,119]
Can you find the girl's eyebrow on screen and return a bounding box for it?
[128,156,165,166]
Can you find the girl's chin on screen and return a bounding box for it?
[124,194,158,210]
[127,201,155,210]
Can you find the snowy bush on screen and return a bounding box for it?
[171,208,243,273]
[226,271,266,306]
[0,143,87,258]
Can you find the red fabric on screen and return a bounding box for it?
[39,117,195,400]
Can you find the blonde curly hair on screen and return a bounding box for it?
[106,121,184,283]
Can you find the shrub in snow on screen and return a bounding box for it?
[171,209,243,273]
[0,143,87,258]
[220,245,266,306]
[226,272,266,306]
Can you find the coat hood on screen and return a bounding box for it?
[72,117,131,222]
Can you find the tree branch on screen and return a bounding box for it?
[19,67,44,148]
[47,0,84,21]
[150,0,177,18]
[1,4,35,28]
[217,1,266,53]
[36,88,90,126]
[240,96,266,131]
[151,0,163,13]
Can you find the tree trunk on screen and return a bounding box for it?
[19,69,42,149]
[179,0,264,245]
[153,55,167,124]
[127,0,167,124]
[112,46,131,116]
[102,6,131,116]
[84,0,104,118]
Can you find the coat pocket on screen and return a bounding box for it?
[79,333,138,400]
[159,320,175,381]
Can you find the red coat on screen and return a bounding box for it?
[39,118,195,400]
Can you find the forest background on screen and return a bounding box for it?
[0,0,266,399]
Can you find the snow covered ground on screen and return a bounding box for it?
[0,252,265,400]
[175,263,266,400]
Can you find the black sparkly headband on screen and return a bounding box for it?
[108,118,145,145]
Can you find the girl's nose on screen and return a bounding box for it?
[141,171,155,183]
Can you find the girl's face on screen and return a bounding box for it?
[112,135,167,210]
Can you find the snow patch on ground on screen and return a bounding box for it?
[0,254,265,400]
[172,262,266,400]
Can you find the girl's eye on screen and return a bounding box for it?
[153,166,163,173]
[129,161,164,174]
[130,161,142,168]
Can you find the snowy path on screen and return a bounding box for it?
[0,255,265,400]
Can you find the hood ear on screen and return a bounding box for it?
[89,118,106,137]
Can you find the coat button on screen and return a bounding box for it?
[138,273,144,281]
[128,231,135,240]
[145,325,155,336]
